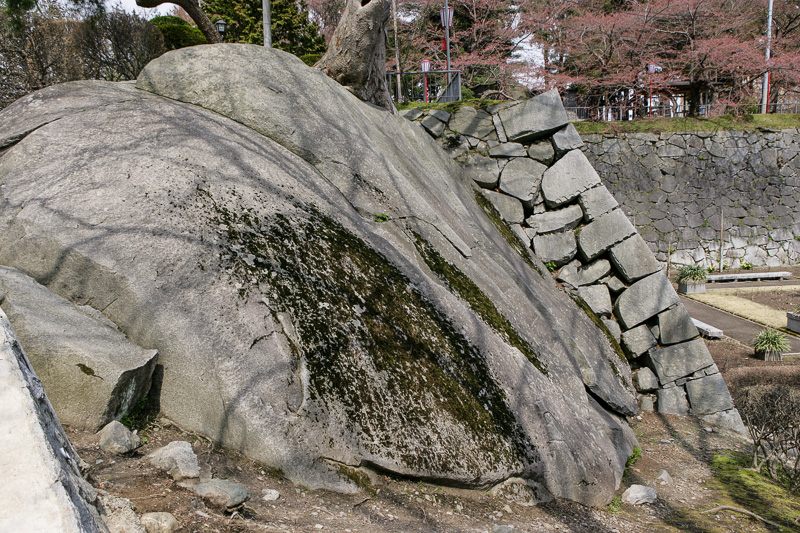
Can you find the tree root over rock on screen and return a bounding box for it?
[701,505,783,530]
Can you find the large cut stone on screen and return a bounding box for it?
[646,339,715,384]
[0,266,158,431]
[686,374,734,415]
[498,89,568,143]
[657,306,699,345]
[541,150,602,208]
[578,209,636,261]
[609,235,662,283]
[499,158,548,203]
[700,409,747,435]
[577,285,612,316]
[449,107,496,140]
[620,325,657,359]
[633,368,659,392]
[533,232,578,266]
[482,191,524,223]
[420,115,445,137]
[614,273,680,329]
[657,386,689,415]
[552,124,584,153]
[489,142,527,158]
[578,187,618,222]
[557,259,611,288]
[528,140,555,164]
[526,204,583,234]
[0,310,107,532]
[462,153,502,189]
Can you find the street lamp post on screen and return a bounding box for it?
[421,59,431,103]
[761,0,774,113]
[215,19,226,42]
[263,0,272,47]
[440,2,454,84]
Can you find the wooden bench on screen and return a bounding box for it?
[707,271,792,283]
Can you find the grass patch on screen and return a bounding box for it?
[572,113,800,135]
[687,288,798,330]
[707,451,800,530]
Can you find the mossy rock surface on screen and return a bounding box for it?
[0,46,638,505]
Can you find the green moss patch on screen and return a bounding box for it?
[412,233,546,376]
[206,195,538,475]
[473,190,542,275]
[574,113,800,135]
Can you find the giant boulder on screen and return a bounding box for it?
[0,45,637,506]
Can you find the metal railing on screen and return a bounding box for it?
[565,102,800,121]
[386,70,462,103]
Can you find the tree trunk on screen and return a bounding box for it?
[688,81,702,117]
[314,0,396,113]
[136,0,222,44]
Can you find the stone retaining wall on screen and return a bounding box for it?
[582,130,800,267]
[401,92,746,430]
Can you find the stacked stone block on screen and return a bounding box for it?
[403,92,745,432]
[581,131,800,267]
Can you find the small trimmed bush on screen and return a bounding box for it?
[676,264,708,283]
[752,329,790,354]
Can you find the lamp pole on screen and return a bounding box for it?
[263,0,272,47]
[441,1,453,83]
[761,0,774,113]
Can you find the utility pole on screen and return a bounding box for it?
[760,0,774,113]
[263,0,272,47]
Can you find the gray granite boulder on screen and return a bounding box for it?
[528,140,555,164]
[0,45,639,506]
[499,158,548,204]
[614,274,680,329]
[146,441,200,481]
[557,259,611,288]
[657,306,699,345]
[620,325,657,359]
[646,339,715,384]
[450,107,496,140]
[498,89,568,143]
[526,204,583,234]
[483,191,525,223]
[421,115,446,137]
[177,478,250,509]
[0,266,158,431]
[577,285,612,316]
[0,309,108,532]
[578,210,636,261]
[609,235,662,283]
[657,386,690,415]
[140,512,179,533]
[622,484,657,505]
[578,187,618,222]
[489,142,527,158]
[533,233,578,266]
[462,153,503,189]
[552,124,584,153]
[633,368,659,392]
[685,374,734,415]
[541,150,602,208]
[98,421,141,455]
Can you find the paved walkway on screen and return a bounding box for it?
[680,296,800,354]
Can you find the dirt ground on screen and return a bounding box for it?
[728,286,800,314]
[67,267,800,533]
